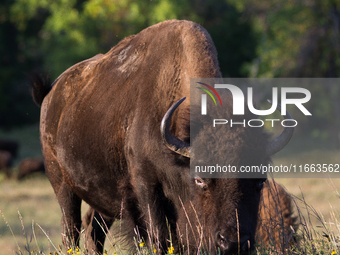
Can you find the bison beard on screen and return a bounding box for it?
[31,20,294,254]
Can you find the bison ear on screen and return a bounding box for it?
[194,176,207,189]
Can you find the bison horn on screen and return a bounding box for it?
[161,97,190,158]
[266,100,295,156]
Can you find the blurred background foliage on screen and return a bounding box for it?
[1,0,340,145]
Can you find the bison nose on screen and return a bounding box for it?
[216,232,251,254]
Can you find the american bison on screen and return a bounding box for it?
[0,150,13,178]
[17,158,45,180]
[31,20,294,254]
[0,139,19,159]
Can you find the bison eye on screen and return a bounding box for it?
[195,177,206,189]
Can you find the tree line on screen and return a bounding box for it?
[1,0,340,145]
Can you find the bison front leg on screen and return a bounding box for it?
[56,182,82,249]
[136,184,178,254]
[82,207,114,255]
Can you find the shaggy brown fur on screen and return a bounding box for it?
[17,158,45,180]
[256,180,298,253]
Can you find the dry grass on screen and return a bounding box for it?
[0,176,61,254]
[1,127,340,254]
[2,175,340,255]
[272,136,340,228]
[0,176,91,255]
[277,178,340,227]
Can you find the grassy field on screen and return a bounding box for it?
[0,176,62,254]
[272,132,340,228]
[1,126,340,254]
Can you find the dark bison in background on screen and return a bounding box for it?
[0,150,13,178]
[31,20,294,254]
[0,139,19,178]
[0,139,19,159]
[17,158,45,180]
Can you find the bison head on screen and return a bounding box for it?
[160,97,294,254]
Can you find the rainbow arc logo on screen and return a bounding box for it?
[196,82,222,115]
[196,82,222,106]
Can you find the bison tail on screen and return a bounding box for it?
[29,72,51,106]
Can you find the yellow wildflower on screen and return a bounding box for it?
[67,248,73,254]
[139,242,145,247]
[331,251,337,255]
[168,246,174,254]
[103,250,108,255]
